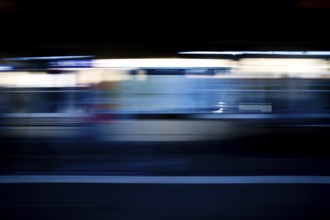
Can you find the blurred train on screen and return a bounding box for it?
[1,57,330,141]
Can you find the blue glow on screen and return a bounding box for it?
[305,51,330,55]
[0,65,13,71]
[1,175,330,184]
[3,56,93,61]
[49,60,92,67]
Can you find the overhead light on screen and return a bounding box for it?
[179,51,248,55]
[92,58,235,68]
[178,51,330,56]
[305,52,330,55]
[238,58,329,66]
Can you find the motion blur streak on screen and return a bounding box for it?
[92,58,235,68]
[179,51,330,55]
[2,175,330,184]
[1,57,330,141]
[1,56,330,220]
[2,0,330,218]
[3,56,93,61]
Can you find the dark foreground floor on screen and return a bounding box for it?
[1,126,330,220]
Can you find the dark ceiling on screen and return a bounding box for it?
[1,0,330,58]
